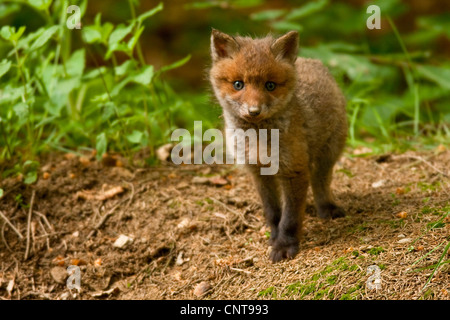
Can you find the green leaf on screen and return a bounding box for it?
[29,25,59,51]
[66,49,85,77]
[271,21,303,32]
[101,23,114,43]
[285,0,328,20]
[0,188,3,198]
[127,26,145,51]
[114,60,136,76]
[0,59,12,79]
[10,26,26,42]
[24,171,38,184]
[13,102,29,120]
[159,55,191,73]
[127,130,143,144]
[0,3,20,20]
[1,26,12,40]
[136,2,163,25]
[28,0,52,11]
[415,65,450,90]
[132,65,154,85]
[106,23,135,58]
[96,132,107,160]
[250,9,287,21]
[23,160,39,184]
[82,26,102,43]
[108,23,134,48]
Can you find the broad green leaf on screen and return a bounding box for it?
[0,59,12,79]
[13,102,29,120]
[115,60,136,76]
[44,100,64,116]
[28,0,52,11]
[0,84,32,103]
[54,77,81,95]
[10,26,26,42]
[0,3,20,20]
[101,101,115,122]
[66,49,85,77]
[24,171,38,184]
[416,65,450,90]
[0,26,12,40]
[127,130,143,144]
[250,9,287,21]
[96,132,107,160]
[285,0,328,21]
[82,26,102,43]
[184,2,221,9]
[29,25,59,51]
[137,2,163,24]
[232,0,263,8]
[101,23,114,43]
[108,23,134,48]
[83,66,107,80]
[16,27,45,50]
[23,160,40,184]
[271,21,303,32]
[132,65,154,85]
[0,188,3,198]
[106,23,135,58]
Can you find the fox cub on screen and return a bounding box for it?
[209,29,347,262]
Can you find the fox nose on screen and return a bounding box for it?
[248,106,261,117]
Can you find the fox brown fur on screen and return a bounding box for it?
[209,29,348,263]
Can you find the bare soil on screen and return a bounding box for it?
[0,147,449,300]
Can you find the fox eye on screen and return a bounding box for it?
[233,81,244,90]
[265,81,276,91]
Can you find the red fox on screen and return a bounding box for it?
[209,29,348,262]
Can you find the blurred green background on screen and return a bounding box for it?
[1,0,449,182]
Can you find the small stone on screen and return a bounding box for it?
[177,218,190,229]
[397,238,413,244]
[113,234,133,248]
[371,180,386,188]
[176,252,185,266]
[156,143,173,162]
[192,176,209,184]
[51,266,68,284]
[193,281,211,297]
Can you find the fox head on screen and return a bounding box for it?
[209,29,299,124]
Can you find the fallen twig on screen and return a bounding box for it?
[87,195,131,239]
[393,155,449,178]
[0,210,24,240]
[210,197,256,229]
[24,190,36,260]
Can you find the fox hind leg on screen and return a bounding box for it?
[311,147,345,220]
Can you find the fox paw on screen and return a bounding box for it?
[269,239,299,263]
[317,203,345,220]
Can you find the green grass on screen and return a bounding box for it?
[258,256,363,300]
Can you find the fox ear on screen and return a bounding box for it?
[211,29,239,61]
[271,31,299,63]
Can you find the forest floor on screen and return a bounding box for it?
[0,146,449,300]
